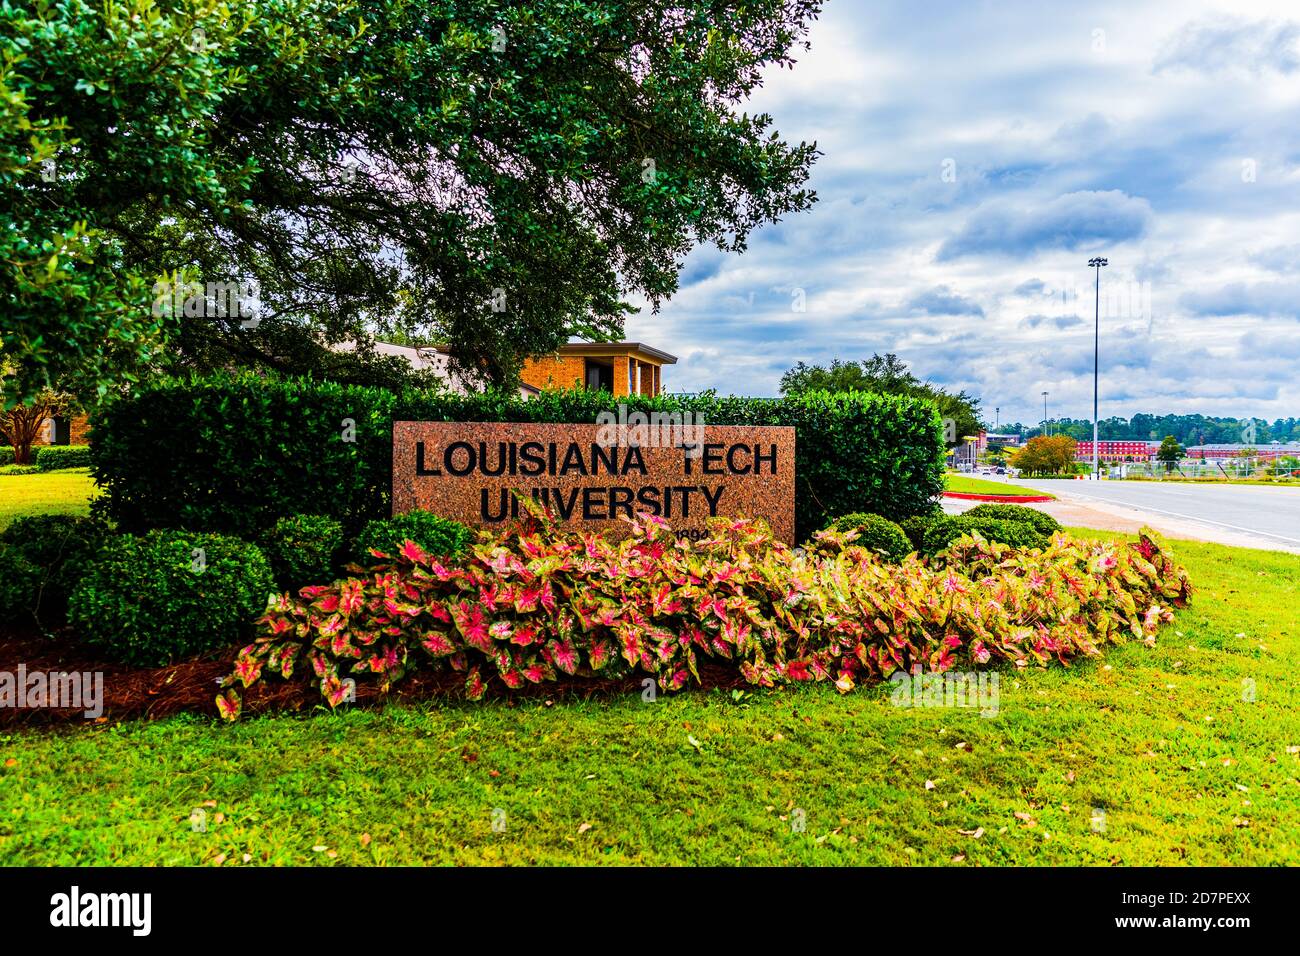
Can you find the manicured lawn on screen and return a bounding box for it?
[0,468,99,530]
[1,532,1295,866]
[945,473,1053,498]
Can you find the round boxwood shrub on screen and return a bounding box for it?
[0,515,110,625]
[899,510,945,551]
[0,544,41,624]
[922,515,1047,555]
[963,503,1062,537]
[825,512,912,562]
[261,514,344,591]
[68,530,274,666]
[354,510,474,564]
[34,445,92,472]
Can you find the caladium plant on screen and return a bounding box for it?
[217,511,1192,719]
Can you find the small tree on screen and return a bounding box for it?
[0,388,73,464]
[1010,434,1077,476]
[1156,435,1185,473]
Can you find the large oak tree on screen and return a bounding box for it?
[2,0,821,405]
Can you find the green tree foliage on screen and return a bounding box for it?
[779,353,981,447]
[3,0,822,405]
[1156,435,1185,472]
[1010,414,1300,446]
[1010,434,1077,477]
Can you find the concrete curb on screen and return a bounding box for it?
[943,491,1056,503]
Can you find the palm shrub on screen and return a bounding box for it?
[69,530,274,666]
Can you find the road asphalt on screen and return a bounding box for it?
[945,476,1300,554]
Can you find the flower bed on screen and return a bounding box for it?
[218,512,1193,719]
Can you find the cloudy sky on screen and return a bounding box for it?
[624,0,1300,427]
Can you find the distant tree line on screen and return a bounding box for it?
[1000,415,1300,446]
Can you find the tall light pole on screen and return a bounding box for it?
[1088,257,1108,479]
[995,406,1000,431]
[1042,391,1049,436]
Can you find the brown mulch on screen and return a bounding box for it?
[0,626,754,729]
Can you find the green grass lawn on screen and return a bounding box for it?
[0,468,99,530]
[945,473,1053,498]
[1,532,1295,866]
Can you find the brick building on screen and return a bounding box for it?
[1073,440,1161,462]
[515,342,677,397]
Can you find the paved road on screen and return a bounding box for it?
[1004,478,1300,551]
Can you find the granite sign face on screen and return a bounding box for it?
[392,421,796,543]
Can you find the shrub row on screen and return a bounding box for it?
[90,374,948,540]
[35,445,92,471]
[0,515,109,627]
[824,512,912,562]
[218,513,1192,718]
[0,445,91,470]
[822,503,1062,561]
[1,508,474,667]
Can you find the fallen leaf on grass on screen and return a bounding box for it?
[924,780,936,791]
[1014,812,1036,827]
[360,833,371,848]
[578,822,593,835]
[951,854,966,863]
[958,827,984,839]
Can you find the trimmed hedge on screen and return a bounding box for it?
[0,545,40,624]
[91,374,947,539]
[824,512,912,562]
[899,514,934,551]
[0,515,110,626]
[261,514,345,592]
[922,515,1047,555]
[354,510,475,564]
[68,530,274,666]
[0,447,13,466]
[963,503,1062,537]
[34,445,92,471]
